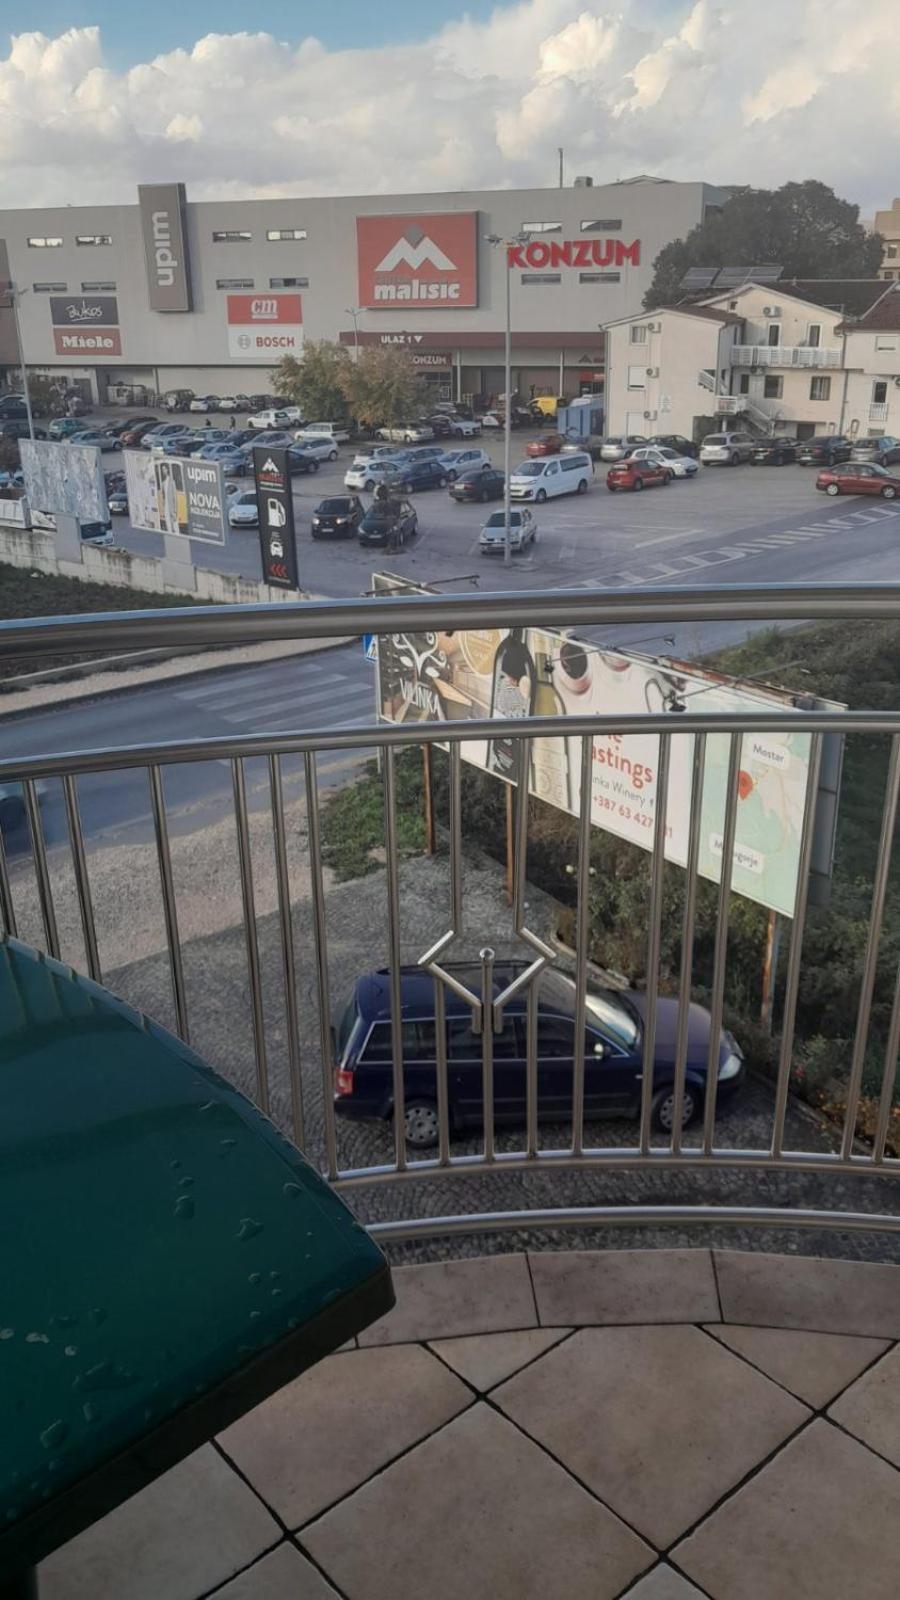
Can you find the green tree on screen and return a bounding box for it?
[271,340,351,420]
[338,345,428,429]
[644,181,884,309]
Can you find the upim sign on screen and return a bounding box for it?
[138,183,193,313]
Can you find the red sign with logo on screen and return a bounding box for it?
[357,213,478,310]
[507,239,641,269]
[226,293,303,325]
[53,328,122,356]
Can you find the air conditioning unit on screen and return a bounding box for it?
[762,305,782,318]
[894,376,900,388]
[643,410,658,421]
[647,321,661,332]
[646,367,659,378]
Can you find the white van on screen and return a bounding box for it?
[509,451,592,502]
[298,421,351,444]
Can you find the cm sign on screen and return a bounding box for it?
[138,183,193,312]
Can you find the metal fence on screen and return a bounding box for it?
[1,584,899,1244]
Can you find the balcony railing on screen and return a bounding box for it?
[870,402,890,424]
[1,586,899,1246]
[731,345,841,369]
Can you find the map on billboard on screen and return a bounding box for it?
[123,450,226,544]
[20,440,108,523]
[372,575,840,918]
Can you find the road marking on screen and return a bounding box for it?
[634,530,692,548]
[226,685,371,724]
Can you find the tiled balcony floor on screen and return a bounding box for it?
[40,1249,900,1600]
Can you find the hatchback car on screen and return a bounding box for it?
[66,429,121,451]
[0,421,47,441]
[816,463,900,499]
[286,446,321,476]
[795,436,852,466]
[120,420,160,447]
[599,434,647,461]
[200,446,248,477]
[228,490,259,528]
[311,496,364,539]
[358,499,418,549]
[629,446,697,479]
[699,431,755,465]
[752,438,798,466]
[850,435,900,466]
[399,459,449,492]
[479,507,536,553]
[449,466,505,504]
[333,962,744,1148]
[48,416,94,441]
[293,433,340,461]
[526,432,566,458]
[189,395,220,413]
[345,460,406,492]
[378,421,434,443]
[607,456,671,492]
[107,485,129,515]
[648,434,699,460]
[438,448,491,481]
[248,408,294,431]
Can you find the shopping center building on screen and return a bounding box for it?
[0,176,729,408]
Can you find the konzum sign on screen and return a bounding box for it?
[507,239,641,268]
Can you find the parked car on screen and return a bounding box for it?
[398,458,449,492]
[162,433,226,456]
[378,421,434,444]
[607,456,672,492]
[333,962,745,1146]
[358,499,418,549]
[302,421,352,444]
[526,432,566,458]
[816,463,900,499]
[449,466,505,503]
[752,438,799,466]
[345,460,406,492]
[438,448,491,481]
[248,408,294,431]
[49,416,96,440]
[140,424,193,449]
[67,429,122,452]
[239,430,295,453]
[107,484,129,514]
[426,413,454,438]
[448,416,482,438]
[197,444,249,476]
[699,431,755,465]
[189,395,220,414]
[352,445,406,470]
[0,421,46,441]
[510,451,592,502]
[849,435,900,466]
[599,434,647,461]
[795,436,853,466]
[0,394,28,420]
[163,389,194,412]
[311,495,364,539]
[629,446,697,479]
[292,434,339,462]
[120,420,160,447]
[227,428,258,448]
[479,506,536,554]
[215,396,238,413]
[286,446,321,476]
[648,434,699,460]
[402,445,446,464]
[228,490,259,527]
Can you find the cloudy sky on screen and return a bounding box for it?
[1,1,895,215]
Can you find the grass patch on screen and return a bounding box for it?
[321,750,426,880]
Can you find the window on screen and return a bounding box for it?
[887,244,898,259]
[872,380,888,404]
[561,454,589,471]
[266,228,307,241]
[627,365,647,388]
[630,325,647,344]
[764,375,783,399]
[767,323,780,347]
[810,375,832,401]
[520,273,561,284]
[269,276,308,288]
[447,1018,519,1059]
[81,281,116,292]
[806,324,821,348]
[579,271,621,283]
[522,221,561,233]
[32,282,67,292]
[580,218,622,231]
[359,1024,392,1064]
[212,230,252,243]
[738,373,750,394]
[537,1016,576,1057]
[75,234,112,247]
[875,334,898,351]
[216,277,254,289]
[27,237,62,248]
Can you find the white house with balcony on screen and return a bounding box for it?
[602,305,745,440]
[700,283,846,438]
[837,286,900,439]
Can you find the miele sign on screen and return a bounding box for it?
[50,295,121,357]
[226,293,303,359]
[507,238,641,269]
[358,213,478,309]
[138,183,193,312]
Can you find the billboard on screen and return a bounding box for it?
[20,440,108,523]
[50,292,121,358]
[372,576,837,919]
[253,446,299,589]
[138,182,193,312]
[123,450,226,544]
[227,293,303,360]
[357,213,478,309]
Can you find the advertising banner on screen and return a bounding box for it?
[50,293,121,358]
[20,440,108,523]
[227,293,303,360]
[372,575,836,918]
[357,213,478,309]
[138,182,193,312]
[253,446,298,589]
[123,450,226,543]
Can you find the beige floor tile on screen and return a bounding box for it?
[429,1327,571,1390]
[219,1344,470,1528]
[494,1325,808,1547]
[39,1447,279,1600]
[715,1251,900,1338]
[357,1254,536,1345]
[213,1542,340,1598]
[828,1344,900,1465]
[302,1403,653,1600]
[675,1419,900,1600]
[706,1324,890,1408]
[528,1249,719,1326]
[622,1566,708,1599]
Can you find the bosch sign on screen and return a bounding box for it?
[507,239,641,269]
[226,293,303,359]
[358,213,478,309]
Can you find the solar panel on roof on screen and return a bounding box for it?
[752,264,783,283]
[711,265,755,288]
[678,266,719,290]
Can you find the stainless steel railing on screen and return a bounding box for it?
[1,585,899,1245]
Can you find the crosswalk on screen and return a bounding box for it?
[173,646,378,738]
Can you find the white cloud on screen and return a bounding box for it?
[0,4,897,213]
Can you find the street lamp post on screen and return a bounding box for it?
[5,282,35,440]
[345,306,362,361]
[485,233,525,566]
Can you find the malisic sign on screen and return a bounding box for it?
[357,213,478,308]
[138,183,193,312]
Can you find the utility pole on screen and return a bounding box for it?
[5,282,35,440]
[558,147,564,189]
[485,232,526,566]
[345,306,361,362]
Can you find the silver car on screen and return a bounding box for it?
[850,435,900,466]
[479,507,536,554]
[699,431,755,465]
[600,434,647,461]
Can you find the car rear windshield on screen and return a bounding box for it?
[319,498,352,512]
[337,998,360,1060]
[702,435,727,445]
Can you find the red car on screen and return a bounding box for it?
[607,457,672,492]
[526,432,566,458]
[816,463,900,500]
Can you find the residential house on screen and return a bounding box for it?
[700,282,849,439]
[838,286,900,439]
[602,305,744,440]
[873,198,900,281]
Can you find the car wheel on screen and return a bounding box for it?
[730,452,739,466]
[663,471,673,484]
[311,531,320,540]
[607,485,616,493]
[364,479,374,491]
[535,488,547,503]
[447,470,457,482]
[882,485,897,499]
[825,482,841,496]
[652,1085,701,1133]
[633,477,644,492]
[0,794,26,831]
[576,478,588,494]
[438,476,447,488]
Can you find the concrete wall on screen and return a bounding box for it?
[605,312,724,437]
[707,285,843,351]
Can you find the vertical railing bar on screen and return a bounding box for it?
[481,945,495,1162]
[671,732,706,1157]
[702,732,742,1157]
[526,977,539,1158]
[62,774,101,982]
[512,737,531,932]
[570,734,594,1158]
[231,757,269,1117]
[0,815,17,939]
[303,751,338,1180]
[148,764,189,1043]
[842,734,900,1159]
[639,733,671,1156]
[382,747,408,1173]
[770,733,823,1159]
[873,959,900,1164]
[434,978,451,1167]
[268,753,305,1150]
[449,742,463,929]
[23,777,59,960]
